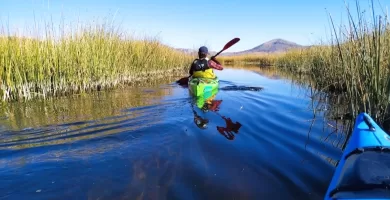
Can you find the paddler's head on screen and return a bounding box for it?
[194,117,209,129]
[198,46,208,59]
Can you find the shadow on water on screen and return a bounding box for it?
[0,66,355,200]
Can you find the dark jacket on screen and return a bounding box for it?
[189,58,210,75]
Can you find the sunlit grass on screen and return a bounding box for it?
[218,52,282,67]
[220,1,390,126]
[277,1,390,124]
[0,20,192,102]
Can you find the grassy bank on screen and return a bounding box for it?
[220,1,390,126]
[218,53,280,67]
[279,3,390,124]
[0,22,192,102]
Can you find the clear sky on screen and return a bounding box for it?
[0,0,388,52]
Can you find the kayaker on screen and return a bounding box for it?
[189,46,224,79]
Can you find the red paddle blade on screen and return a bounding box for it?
[223,38,240,51]
[176,77,189,86]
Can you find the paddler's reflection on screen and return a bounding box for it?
[191,94,242,140]
[192,105,209,129]
[192,98,223,129]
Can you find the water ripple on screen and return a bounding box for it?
[0,67,343,200]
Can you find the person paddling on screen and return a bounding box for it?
[189,46,224,79]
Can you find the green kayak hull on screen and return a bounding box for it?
[188,77,219,97]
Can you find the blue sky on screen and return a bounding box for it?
[0,0,388,52]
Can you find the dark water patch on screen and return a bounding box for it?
[220,85,263,92]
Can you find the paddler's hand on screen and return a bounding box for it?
[208,59,223,70]
[210,56,220,65]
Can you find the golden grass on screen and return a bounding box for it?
[219,1,390,125]
[0,21,192,102]
[218,52,283,67]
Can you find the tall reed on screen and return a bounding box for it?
[0,20,192,102]
[293,0,390,123]
[220,1,390,126]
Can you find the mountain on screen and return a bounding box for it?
[224,39,306,55]
[244,38,303,53]
[175,38,307,56]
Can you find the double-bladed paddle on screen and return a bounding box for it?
[176,37,240,86]
[211,37,240,61]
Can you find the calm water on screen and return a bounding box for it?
[0,67,347,200]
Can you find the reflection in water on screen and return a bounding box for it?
[190,87,243,140]
[0,66,357,199]
[192,105,209,129]
[225,65,351,165]
[216,114,242,141]
[0,78,178,151]
[0,77,179,131]
[231,65,351,141]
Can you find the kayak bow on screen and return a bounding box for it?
[325,112,390,200]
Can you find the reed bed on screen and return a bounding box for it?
[279,1,390,124]
[0,22,192,102]
[219,53,281,67]
[221,1,390,127]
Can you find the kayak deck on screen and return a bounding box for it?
[325,113,390,200]
[188,77,219,97]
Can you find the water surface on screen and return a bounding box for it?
[0,67,346,200]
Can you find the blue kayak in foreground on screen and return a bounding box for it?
[325,112,390,200]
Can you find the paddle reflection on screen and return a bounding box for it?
[216,114,242,140]
[190,89,242,140]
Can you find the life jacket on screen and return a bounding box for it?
[191,58,216,79]
[191,58,210,72]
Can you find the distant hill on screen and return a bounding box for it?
[223,39,307,56]
[244,38,303,53]
[175,38,307,56]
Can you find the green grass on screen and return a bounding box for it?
[0,21,192,102]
